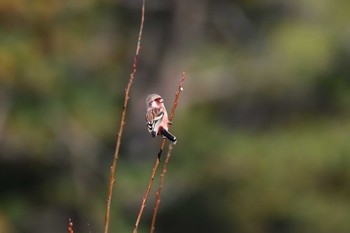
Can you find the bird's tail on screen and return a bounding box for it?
[160,128,177,144]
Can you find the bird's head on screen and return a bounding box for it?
[146,94,164,109]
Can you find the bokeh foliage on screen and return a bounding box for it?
[1,0,350,233]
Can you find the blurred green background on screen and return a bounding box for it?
[1,0,350,232]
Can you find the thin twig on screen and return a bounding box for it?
[133,157,160,233]
[150,143,173,233]
[104,1,146,233]
[150,72,186,232]
[68,219,74,233]
[168,72,186,124]
[133,72,186,233]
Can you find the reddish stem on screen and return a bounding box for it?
[104,1,146,233]
[68,219,74,233]
[133,72,186,233]
[150,144,173,233]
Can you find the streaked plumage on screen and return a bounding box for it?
[145,94,177,144]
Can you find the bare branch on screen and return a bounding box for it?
[133,72,186,233]
[150,143,173,233]
[104,1,146,233]
[68,219,74,233]
[133,158,160,233]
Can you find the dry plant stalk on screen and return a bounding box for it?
[133,72,186,233]
[150,72,186,232]
[133,156,160,233]
[68,219,74,233]
[104,1,145,233]
[150,143,173,233]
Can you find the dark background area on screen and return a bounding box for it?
[1,0,350,232]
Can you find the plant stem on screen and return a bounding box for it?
[133,72,186,233]
[150,143,173,233]
[104,1,145,233]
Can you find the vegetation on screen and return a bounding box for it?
[0,0,350,233]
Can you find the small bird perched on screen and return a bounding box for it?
[146,94,177,144]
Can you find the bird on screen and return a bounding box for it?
[145,94,177,144]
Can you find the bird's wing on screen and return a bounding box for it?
[146,108,164,132]
[146,108,163,122]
